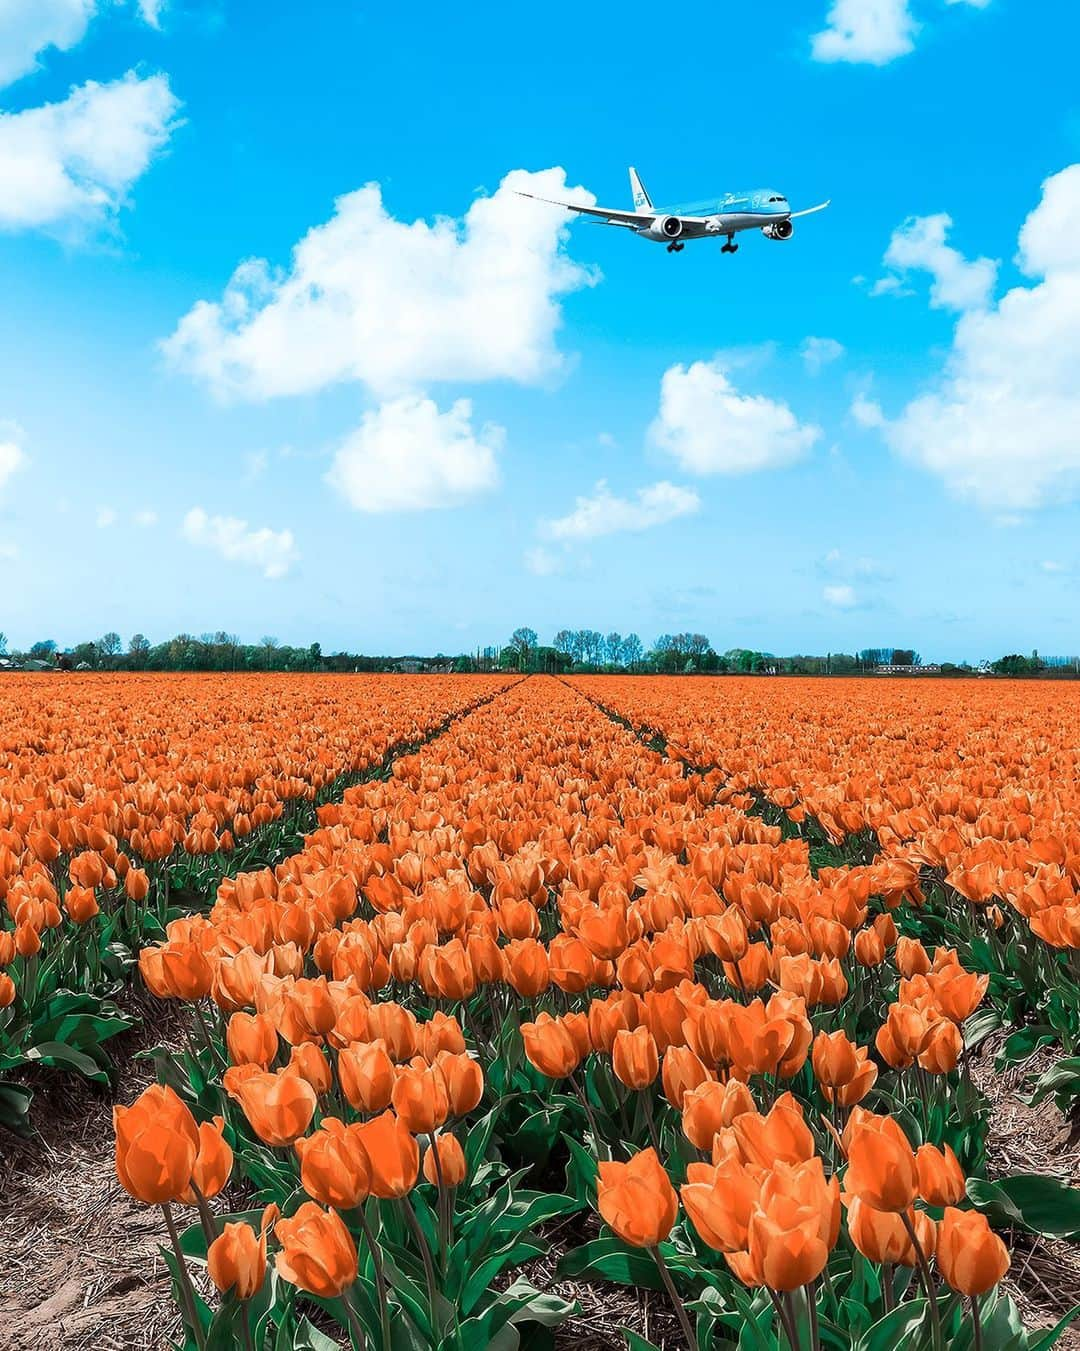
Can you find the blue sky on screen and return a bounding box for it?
[1,0,1079,660]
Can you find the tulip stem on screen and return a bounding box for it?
[162,1202,206,1351]
[344,1289,369,1351]
[190,1180,219,1248]
[649,1246,698,1351]
[401,1195,444,1337]
[641,1091,662,1154]
[767,1289,800,1351]
[426,1133,451,1270]
[882,1263,895,1312]
[972,1296,984,1351]
[900,1209,943,1351]
[193,1001,227,1072]
[805,1281,821,1351]
[355,1206,392,1351]
[570,1071,610,1160]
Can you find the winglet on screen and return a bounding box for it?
[790,199,831,219]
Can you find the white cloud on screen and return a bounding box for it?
[0,439,26,489]
[163,167,597,401]
[542,480,700,542]
[0,71,180,233]
[801,336,845,373]
[824,583,858,608]
[134,508,157,527]
[0,1,96,91]
[811,0,917,65]
[850,393,886,427]
[0,2,167,89]
[138,0,166,27]
[650,357,821,476]
[1041,560,1067,573]
[95,506,116,527]
[182,507,298,579]
[877,214,998,311]
[883,165,1080,511]
[326,395,502,514]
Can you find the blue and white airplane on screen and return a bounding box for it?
[518,167,830,255]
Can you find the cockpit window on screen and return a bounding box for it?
[768,195,785,203]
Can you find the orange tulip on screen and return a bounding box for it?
[612,1025,659,1091]
[65,885,100,924]
[548,934,596,993]
[275,1201,358,1298]
[936,1207,1009,1295]
[682,1078,755,1150]
[915,1143,966,1207]
[233,1068,317,1147]
[681,1156,762,1252]
[854,927,886,967]
[226,1011,279,1069]
[181,1115,233,1202]
[114,1084,199,1204]
[505,938,550,997]
[811,1030,861,1087]
[847,1198,935,1267]
[435,1050,484,1116]
[359,1109,420,1198]
[392,1057,450,1134]
[418,1010,466,1058]
[662,1046,713,1110]
[896,937,931,978]
[14,923,40,958]
[286,1042,333,1096]
[845,1116,918,1212]
[746,1168,835,1291]
[338,1038,396,1113]
[295,1117,371,1210]
[423,1132,466,1188]
[521,1012,582,1079]
[597,1148,678,1248]
[0,972,14,1007]
[208,1203,279,1300]
[734,1095,816,1169]
[918,1018,962,1073]
[821,1048,878,1107]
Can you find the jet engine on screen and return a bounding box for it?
[643,215,683,241]
[762,220,794,240]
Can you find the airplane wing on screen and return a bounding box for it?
[515,190,725,234]
[513,190,652,226]
[790,200,831,219]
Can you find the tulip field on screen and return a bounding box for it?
[3,674,1080,1350]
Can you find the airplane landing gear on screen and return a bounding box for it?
[721,234,739,254]
[666,241,685,253]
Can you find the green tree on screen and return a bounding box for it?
[509,627,538,671]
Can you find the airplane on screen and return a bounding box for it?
[517,166,830,255]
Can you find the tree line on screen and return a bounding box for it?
[0,628,1073,677]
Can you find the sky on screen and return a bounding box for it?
[1,0,1079,661]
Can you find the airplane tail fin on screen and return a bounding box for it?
[629,167,653,212]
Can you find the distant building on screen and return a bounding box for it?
[873,664,941,675]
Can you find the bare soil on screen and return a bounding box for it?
[973,1044,1080,1347]
[0,992,187,1351]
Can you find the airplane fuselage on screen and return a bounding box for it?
[641,188,792,241]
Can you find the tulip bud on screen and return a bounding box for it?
[423,1133,466,1188]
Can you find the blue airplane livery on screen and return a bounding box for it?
[518,166,830,254]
